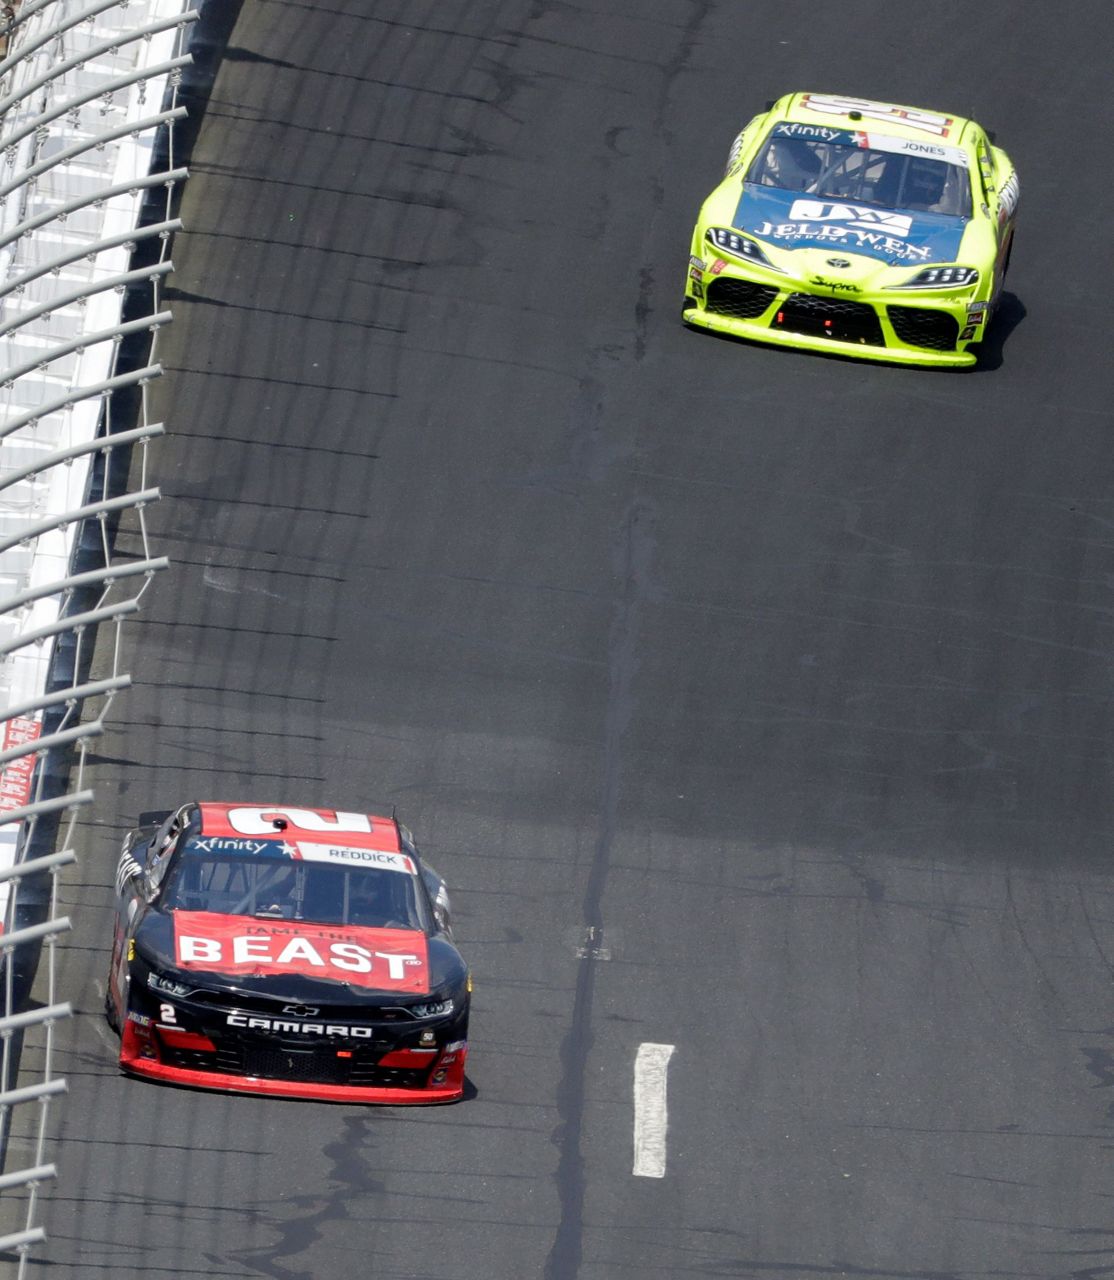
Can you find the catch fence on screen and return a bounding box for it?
[0,0,198,1269]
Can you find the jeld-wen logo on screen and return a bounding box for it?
[788,200,913,237]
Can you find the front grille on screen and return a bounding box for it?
[705,278,779,319]
[160,1045,219,1073]
[771,294,885,346]
[201,1040,432,1089]
[887,306,960,351]
[242,1044,350,1083]
[161,1032,434,1090]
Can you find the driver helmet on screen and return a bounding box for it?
[766,137,821,191]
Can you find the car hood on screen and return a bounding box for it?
[733,184,968,267]
[135,909,465,1000]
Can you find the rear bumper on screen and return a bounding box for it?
[120,1018,467,1104]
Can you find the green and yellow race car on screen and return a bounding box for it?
[683,92,1018,367]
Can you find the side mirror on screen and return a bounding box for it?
[421,864,452,935]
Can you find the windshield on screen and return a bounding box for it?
[160,853,426,930]
[746,132,971,217]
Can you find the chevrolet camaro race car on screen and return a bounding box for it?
[683,92,1019,366]
[106,802,470,1103]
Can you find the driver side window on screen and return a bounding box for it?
[146,808,188,896]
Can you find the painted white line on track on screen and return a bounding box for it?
[633,1042,675,1178]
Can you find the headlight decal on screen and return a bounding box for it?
[704,227,784,271]
[147,970,195,999]
[409,996,455,1019]
[886,265,979,290]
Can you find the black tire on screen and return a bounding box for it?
[103,974,120,1034]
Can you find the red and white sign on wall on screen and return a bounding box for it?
[172,912,432,992]
[0,716,41,813]
[0,715,43,933]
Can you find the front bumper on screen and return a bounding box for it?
[683,265,984,368]
[119,998,468,1104]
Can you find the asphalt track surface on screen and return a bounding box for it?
[5,2,1114,1277]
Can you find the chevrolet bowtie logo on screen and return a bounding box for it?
[282,1004,319,1017]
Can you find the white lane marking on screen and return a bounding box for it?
[633,1042,675,1178]
[203,566,284,599]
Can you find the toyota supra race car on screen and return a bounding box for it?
[683,92,1019,366]
[106,802,470,1103]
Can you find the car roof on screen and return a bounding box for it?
[195,802,403,853]
[778,92,977,150]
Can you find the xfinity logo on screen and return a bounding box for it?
[190,837,287,856]
[774,122,841,142]
[228,1013,375,1038]
[788,200,913,236]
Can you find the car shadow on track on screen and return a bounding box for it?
[968,290,1026,372]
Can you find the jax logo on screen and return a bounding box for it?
[788,200,913,237]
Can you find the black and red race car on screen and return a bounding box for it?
[106,802,469,1103]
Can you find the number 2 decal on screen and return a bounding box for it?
[801,94,953,137]
[225,806,373,836]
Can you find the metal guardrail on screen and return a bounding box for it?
[0,0,198,1268]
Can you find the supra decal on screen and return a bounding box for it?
[227,1013,376,1038]
[173,913,431,991]
[811,275,860,293]
[801,94,954,137]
